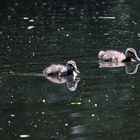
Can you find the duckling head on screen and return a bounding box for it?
[66,60,80,74]
[125,48,140,61]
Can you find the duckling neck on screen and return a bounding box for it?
[67,69,73,75]
[67,69,77,78]
[135,55,140,61]
[121,57,131,62]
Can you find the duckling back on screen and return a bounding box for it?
[98,50,126,62]
[43,64,68,76]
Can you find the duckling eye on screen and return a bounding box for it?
[128,51,135,57]
[70,65,74,69]
[69,64,74,70]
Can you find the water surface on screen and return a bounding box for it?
[1,0,140,139]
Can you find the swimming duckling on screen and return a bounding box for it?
[43,60,80,77]
[98,48,140,63]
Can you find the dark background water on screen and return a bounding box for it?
[1,0,140,139]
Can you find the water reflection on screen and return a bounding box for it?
[45,75,80,91]
[125,63,140,75]
[99,61,140,74]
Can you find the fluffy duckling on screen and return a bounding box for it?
[43,60,80,77]
[98,48,140,62]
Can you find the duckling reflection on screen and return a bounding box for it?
[99,61,125,68]
[45,75,80,91]
[99,61,140,75]
[125,63,140,74]
[98,48,140,62]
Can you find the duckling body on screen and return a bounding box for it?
[43,60,80,77]
[98,48,140,62]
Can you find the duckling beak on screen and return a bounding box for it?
[74,68,80,74]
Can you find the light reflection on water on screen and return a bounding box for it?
[1,0,140,139]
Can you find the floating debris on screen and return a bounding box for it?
[104,33,109,36]
[10,114,15,117]
[42,99,46,103]
[32,52,35,57]
[98,16,116,19]
[65,123,68,126]
[23,17,29,20]
[29,19,34,22]
[27,26,35,30]
[94,104,97,107]
[66,34,69,37]
[19,134,30,138]
[71,102,81,105]
[91,114,95,117]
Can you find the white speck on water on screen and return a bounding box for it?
[132,20,137,25]
[88,33,91,36]
[66,34,69,37]
[42,112,45,115]
[57,28,60,31]
[65,123,68,126]
[19,134,30,138]
[94,104,97,107]
[88,100,91,102]
[131,85,135,88]
[8,121,11,124]
[43,2,46,6]
[56,131,59,135]
[92,114,95,117]
[29,19,34,22]
[71,102,81,105]
[105,95,108,98]
[98,16,116,19]
[69,7,75,10]
[61,27,64,30]
[42,99,46,103]
[132,98,134,100]
[104,33,109,36]
[32,52,35,57]
[10,114,15,117]
[27,26,35,30]
[23,17,29,20]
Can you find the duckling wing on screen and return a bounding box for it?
[98,50,125,62]
[43,64,67,76]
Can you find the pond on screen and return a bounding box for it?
[0,0,140,139]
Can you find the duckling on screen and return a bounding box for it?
[98,48,140,62]
[43,60,80,77]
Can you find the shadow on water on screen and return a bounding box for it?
[1,0,140,139]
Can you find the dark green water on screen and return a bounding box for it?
[1,0,140,139]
